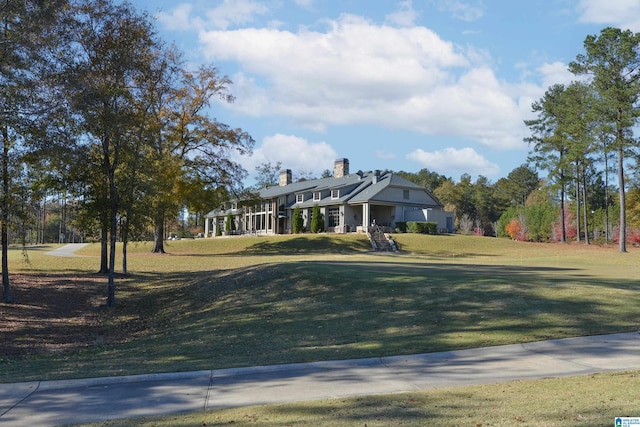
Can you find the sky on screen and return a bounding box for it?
[128,0,640,186]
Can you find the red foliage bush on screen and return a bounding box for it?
[613,227,640,245]
[505,219,522,240]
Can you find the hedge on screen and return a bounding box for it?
[406,221,438,234]
[395,222,407,233]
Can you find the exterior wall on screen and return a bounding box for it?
[402,208,454,233]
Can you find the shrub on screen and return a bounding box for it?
[613,227,640,245]
[292,206,304,234]
[225,213,235,232]
[497,206,519,238]
[406,221,438,234]
[505,219,522,240]
[310,204,324,233]
[524,202,555,242]
[395,222,407,233]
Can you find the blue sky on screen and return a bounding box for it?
[129,0,640,185]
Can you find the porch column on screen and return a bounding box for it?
[362,203,370,231]
[205,217,210,237]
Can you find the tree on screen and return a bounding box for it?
[500,164,540,207]
[310,204,324,233]
[472,175,499,235]
[254,161,282,188]
[68,0,160,306]
[560,81,598,245]
[292,206,303,234]
[320,169,333,178]
[225,212,234,233]
[397,168,448,192]
[433,179,459,225]
[570,27,640,252]
[0,0,72,303]
[526,84,572,243]
[524,188,556,242]
[146,63,253,254]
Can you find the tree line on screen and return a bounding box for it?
[1,0,253,305]
[401,27,640,252]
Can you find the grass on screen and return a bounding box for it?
[73,369,640,426]
[2,234,639,383]
[4,234,640,425]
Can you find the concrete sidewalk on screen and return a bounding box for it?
[44,243,90,257]
[1,331,639,426]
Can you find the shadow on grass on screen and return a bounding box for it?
[101,259,640,371]
[239,235,372,255]
[4,258,638,383]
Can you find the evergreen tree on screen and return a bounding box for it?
[570,27,640,252]
[311,204,324,233]
[292,206,303,234]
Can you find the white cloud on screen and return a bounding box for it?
[578,0,640,31]
[538,61,574,89]
[240,134,338,176]
[437,0,484,22]
[157,0,270,32]
[407,147,500,177]
[156,4,197,32]
[206,0,270,30]
[386,0,419,27]
[200,15,535,149]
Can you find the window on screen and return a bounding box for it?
[331,189,339,199]
[296,194,304,203]
[313,192,321,201]
[231,202,237,210]
[328,208,340,227]
[403,190,410,200]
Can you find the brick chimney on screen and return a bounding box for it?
[279,169,292,186]
[334,158,349,178]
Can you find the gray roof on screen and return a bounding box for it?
[262,170,442,208]
[206,170,443,217]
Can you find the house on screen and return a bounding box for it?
[204,158,454,236]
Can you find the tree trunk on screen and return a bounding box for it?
[575,170,580,242]
[99,212,109,274]
[106,170,117,307]
[151,213,165,253]
[618,146,626,252]
[122,220,128,275]
[1,126,10,303]
[559,177,566,243]
[604,148,610,243]
[581,164,589,245]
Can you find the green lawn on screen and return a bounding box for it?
[3,234,638,383]
[5,234,640,426]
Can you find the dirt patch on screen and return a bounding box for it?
[0,274,107,358]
